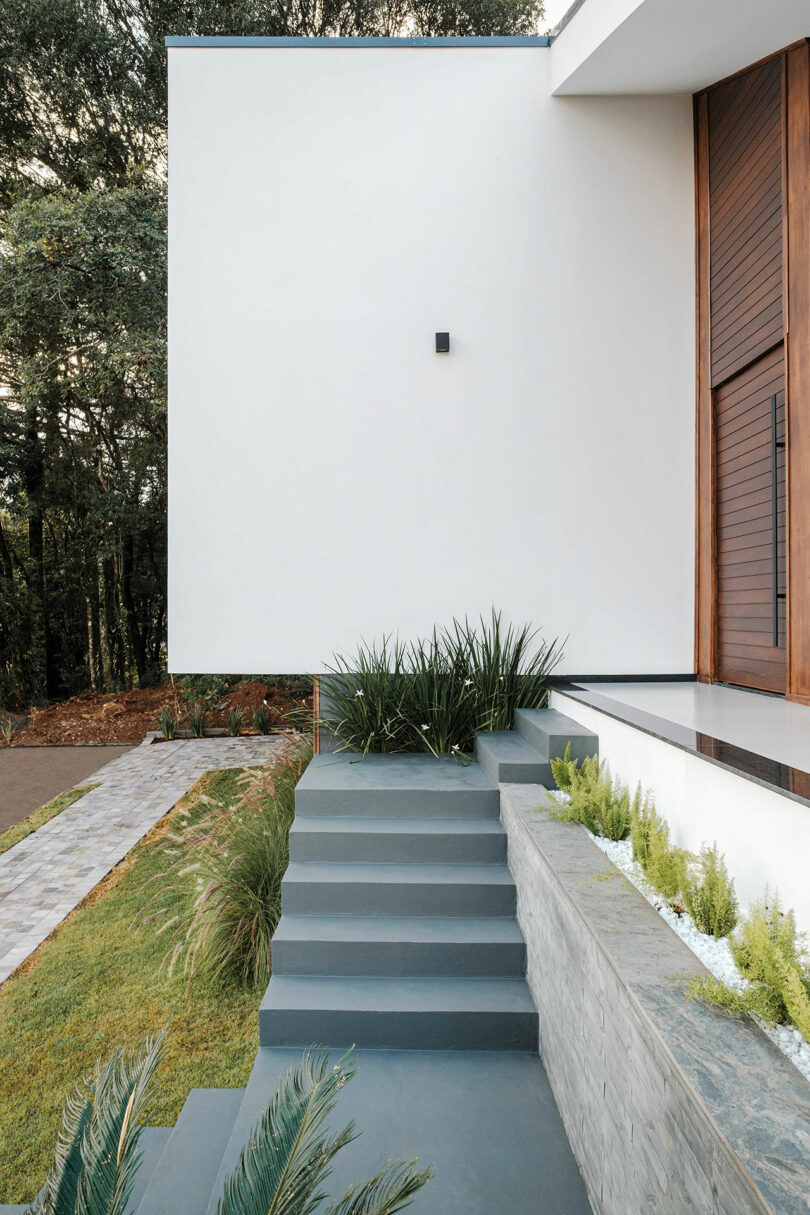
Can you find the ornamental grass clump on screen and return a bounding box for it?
[186,703,207,737]
[629,797,688,900]
[322,610,562,756]
[251,704,271,735]
[138,739,311,988]
[547,746,633,842]
[226,706,245,736]
[683,843,738,938]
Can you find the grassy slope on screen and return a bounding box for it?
[0,784,100,857]
[0,767,263,1203]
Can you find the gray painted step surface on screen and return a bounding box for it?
[514,707,598,764]
[282,860,516,916]
[474,731,553,784]
[272,914,525,976]
[128,1128,172,1214]
[206,1047,591,1215]
[260,975,538,1050]
[290,815,506,863]
[295,753,499,817]
[134,1088,243,1215]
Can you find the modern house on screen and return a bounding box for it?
[165,3,810,1212]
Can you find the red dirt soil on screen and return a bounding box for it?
[6,680,313,746]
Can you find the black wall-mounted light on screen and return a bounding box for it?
[435,332,450,354]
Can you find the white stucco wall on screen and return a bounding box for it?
[168,45,695,674]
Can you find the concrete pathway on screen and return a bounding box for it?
[0,745,134,833]
[0,734,286,985]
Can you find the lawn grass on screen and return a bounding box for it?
[0,766,267,1203]
[0,783,99,857]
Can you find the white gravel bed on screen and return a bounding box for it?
[542,787,810,1085]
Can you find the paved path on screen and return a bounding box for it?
[0,735,286,985]
[0,746,134,833]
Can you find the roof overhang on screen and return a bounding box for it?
[551,0,810,94]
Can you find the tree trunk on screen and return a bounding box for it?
[121,532,147,681]
[23,404,47,704]
[97,556,113,691]
[85,594,97,692]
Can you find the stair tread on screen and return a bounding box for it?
[292,816,504,835]
[475,732,545,760]
[262,974,536,1013]
[284,861,513,885]
[297,753,495,793]
[129,1127,172,1214]
[273,914,524,943]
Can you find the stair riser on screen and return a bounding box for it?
[281,880,516,917]
[475,746,554,787]
[272,938,526,978]
[259,1008,538,1051]
[289,830,506,864]
[514,711,598,764]
[294,789,500,819]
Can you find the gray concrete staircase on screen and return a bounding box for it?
[45,709,594,1215]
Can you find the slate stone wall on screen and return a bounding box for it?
[500,783,810,1215]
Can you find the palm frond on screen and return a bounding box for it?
[28,1088,93,1215]
[218,1049,358,1215]
[324,1160,435,1215]
[29,1028,166,1215]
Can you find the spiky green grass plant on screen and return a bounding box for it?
[322,610,562,755]
[252,705,272,735]
[27,1030,165,1215]
[226,707,245,736]
[218,1049,432,1215]
[186,704,207,737]
[156,707,177,739]
[683,844,738,938]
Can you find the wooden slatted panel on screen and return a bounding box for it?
[715,345,786,692]
[708,58,784,388]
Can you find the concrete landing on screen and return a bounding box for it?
[209,1047,591,1215]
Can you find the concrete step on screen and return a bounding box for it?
[295,753,499,819]
[281,861,516,917]
[259,975,538,1050]
[272,914,526,977]
[513,708,598,764]
[205,1047,591,1215]
[474,732,553,784]
[289,816,506,863]
[128,1127,172,1213]
[134,1088,243,1215]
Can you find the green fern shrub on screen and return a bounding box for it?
[689,891,810,1043]
[547,750,633,842]
[629,798,689,899]
[683,844,738,938]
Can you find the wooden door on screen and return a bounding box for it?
[715,347,786,691]
[699,55,788,692]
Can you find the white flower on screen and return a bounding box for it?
[451,744,460,752]
[464,679,473,686]
[355,689,365,698]
[421,724,429,731]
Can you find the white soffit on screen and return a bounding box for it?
[551,0,810,95]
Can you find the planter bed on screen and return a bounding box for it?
[500,782,810,1215]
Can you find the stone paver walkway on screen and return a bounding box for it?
[0,734,286,985]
